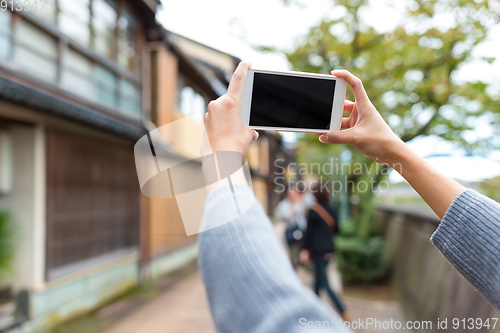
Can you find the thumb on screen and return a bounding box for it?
[319,129,356,145]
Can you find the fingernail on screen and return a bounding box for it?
[319,135,329,143]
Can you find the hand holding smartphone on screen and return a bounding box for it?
[240,69,346,133]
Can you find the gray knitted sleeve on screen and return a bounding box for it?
[431,189,500,310]
[198,184,351,333]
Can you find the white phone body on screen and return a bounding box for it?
[241,69,346,133]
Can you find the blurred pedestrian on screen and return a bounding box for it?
[300,183,350,321]
[276,185,307,268]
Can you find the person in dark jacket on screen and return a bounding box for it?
[300,183,350,321]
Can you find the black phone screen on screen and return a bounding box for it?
[249,72,336,130]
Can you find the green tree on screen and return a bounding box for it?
[282,0,500,238]
[479,175,500,202]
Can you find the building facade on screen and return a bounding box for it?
[0,4,293,331]
[0,1,160,331]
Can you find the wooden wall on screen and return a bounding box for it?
[46,129,139,280]
[153,44,178,129]
[148,195,196,257]
[147,44,196,258]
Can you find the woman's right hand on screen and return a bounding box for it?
[322,70,465,219]
[319,70,407,167]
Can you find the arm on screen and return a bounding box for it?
[199,184,349,332]
[321,70,499,309]
[430,189,500,310]
[329,206,339,233]
[300,212,314,266]
[200,63,351,332]
[385,144,464,219]
[303,211,313,251]
[320,70,464,219]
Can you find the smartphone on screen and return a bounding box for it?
[241,69,346,133]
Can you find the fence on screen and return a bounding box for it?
[376,205,500,333]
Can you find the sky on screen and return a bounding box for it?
[157,0,500,183]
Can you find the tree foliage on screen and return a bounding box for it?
[285,0,500,237]
[480,175,500,201]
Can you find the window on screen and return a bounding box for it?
[61,48,94,100]
[95,66,118,108]
[1,7,142,119]
[92,0,117,60]
[119,79,141,118]
[59,0,91,46]
[60,54,142,117]
[117,10,138,71]
[0,11,12,61]
[31,0,57,23]
[16,19,58,83]
[179,86,206,123]
[12,0,140,72]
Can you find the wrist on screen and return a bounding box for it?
[382,139,414,172]
[213,146,247,155]
[210,140,249,156]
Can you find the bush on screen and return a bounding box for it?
[338,218,356,237]
[0,212,15,281]
[335,235,388,283]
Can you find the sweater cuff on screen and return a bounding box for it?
[431,189,470,243]
[431,189,500,310]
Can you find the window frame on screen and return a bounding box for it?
[0,11,13,61]
[58,0,92,47]
[14,18,59,83]
[0,6,144,120]
[91,0,118,61]
[176,73,209,121]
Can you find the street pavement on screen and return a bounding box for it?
[102,272,214,333]
[102,221,408,333]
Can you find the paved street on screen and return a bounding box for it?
[102,272,214,333]
[98,221,409,333]
[344,297,408,333]
[100,268,408,333]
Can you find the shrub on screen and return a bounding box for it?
[338,218,356,237]
[335,235,388,283]
[0,212,15,281]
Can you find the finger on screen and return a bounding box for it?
[331,70,370,104]
[343,100,355,114]
[207,99,219,113]
[252,130,259,141]
[341,117,352,129]
[227,62,251,100]
[319,128,356,145]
